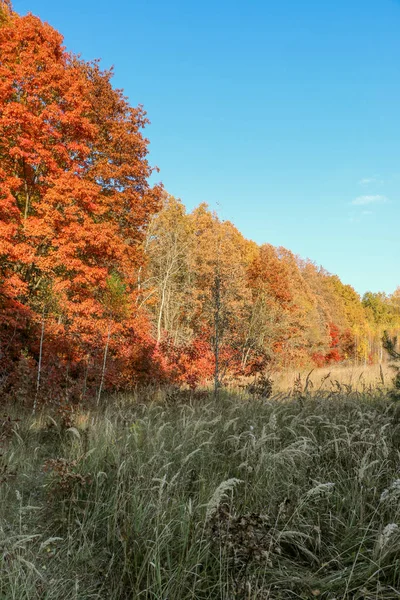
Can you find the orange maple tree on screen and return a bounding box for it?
[0,3,162,400]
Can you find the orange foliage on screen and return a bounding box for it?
[0,6,161,401]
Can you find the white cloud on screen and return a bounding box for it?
[359,178,376,185]
[358,176,384,186]
[351,194,388,206]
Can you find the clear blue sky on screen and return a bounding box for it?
[14,0,400,296]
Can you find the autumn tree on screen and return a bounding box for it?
[187,206,257,383]
[144,195,192,344]
[246,244,299,368]
[0,3,161,401]
[276,248,329,364]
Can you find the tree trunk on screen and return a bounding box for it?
[157,281,167,344]
[32,313,45,415]
[213,274,221,399]
[97,321,111,406]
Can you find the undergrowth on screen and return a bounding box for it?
[1,389,400,599]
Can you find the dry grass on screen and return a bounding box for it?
[271,363,392,394]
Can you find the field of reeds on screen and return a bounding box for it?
[1,385,400,599]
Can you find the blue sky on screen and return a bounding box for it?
[14,0,400,295]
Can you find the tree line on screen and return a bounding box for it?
[1,2,399,403]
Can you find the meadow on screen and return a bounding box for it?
[1,379,400,599]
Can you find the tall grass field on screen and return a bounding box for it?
[1,387,400,599]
